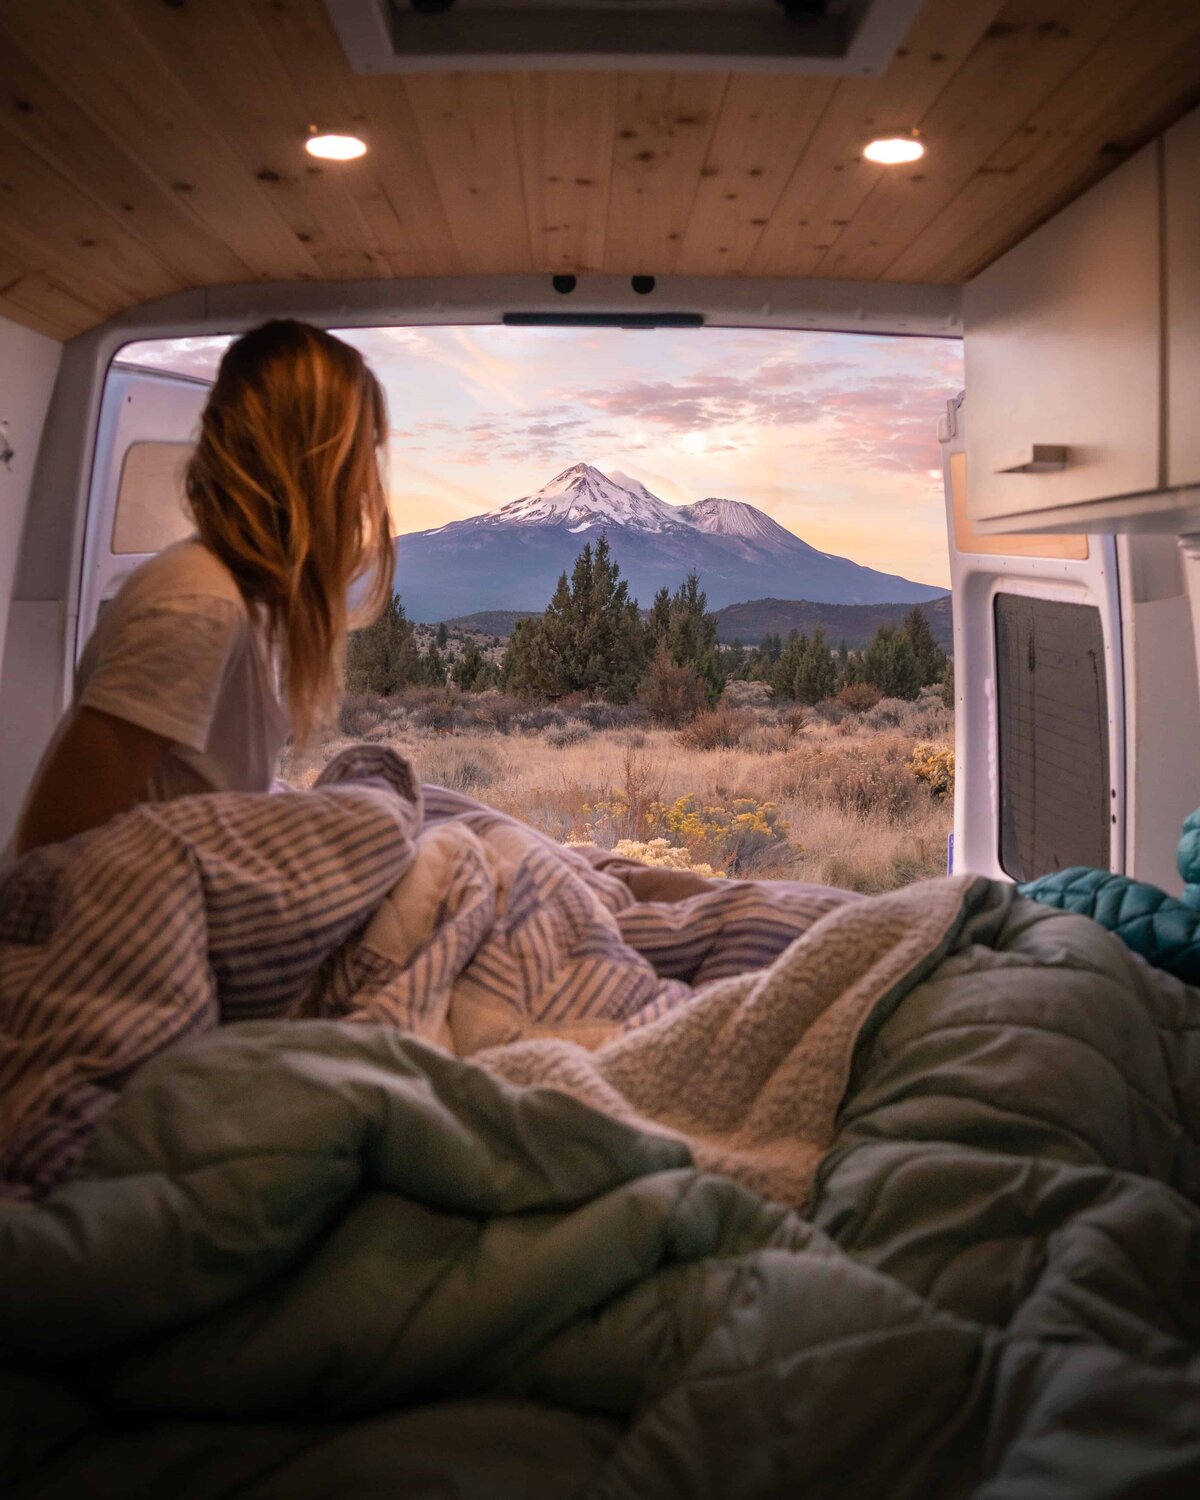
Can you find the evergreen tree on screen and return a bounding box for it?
[501,616,555,696]
[417,639,447,687]
[452,639,491,692]
[646,586,672,651]
[791,625,838,704]
[659,572,723,705]
[939,655,955,709]
[771,632,803,700]
[903,605,947,687]
[861,624,922,700]
[435,621,449,649]
[724,639,747,679]
[500,539,646,701]
[838,645,863,688]
[345,592,420,695]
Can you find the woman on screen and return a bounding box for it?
[13,319,394,857]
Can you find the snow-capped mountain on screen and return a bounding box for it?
[481,463,690,534]
[676,496,810,549]
[393,463,945,621]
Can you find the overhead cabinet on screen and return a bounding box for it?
[1167,108,1200,492]
[963,103,1200,534]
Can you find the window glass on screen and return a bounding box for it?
[994,592,1110,880]
[111,441,194,555]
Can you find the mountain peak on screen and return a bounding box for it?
[488,463,686,534]
[676,496,815,551]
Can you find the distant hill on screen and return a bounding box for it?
[711,595,952,651]
[442,595,952,650]
[394,463,946,620]
[443,610,539,635]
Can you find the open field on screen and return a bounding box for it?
[283,683,954,894]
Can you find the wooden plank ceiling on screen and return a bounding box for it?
[1,0,1199,339]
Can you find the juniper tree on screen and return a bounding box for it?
[452,639,491,692]
[652,572,723,706]
[344,592,420,695]
[500,538,645,701]
[417,640,448,687]
[860,624,922,700]
[903,605,947,687]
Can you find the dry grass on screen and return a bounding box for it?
[282,686,953,893]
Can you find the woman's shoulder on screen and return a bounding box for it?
[117,539,247,617]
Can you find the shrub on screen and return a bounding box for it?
[861,696,909,729]
[608,838,725,879]
[722,678,773,709]
[421,745,502,792]
[659,793,794,876]
[337,692,385,738]
[741,721,795,756]
[909,742,955,799]
[576,699,639,730]
[515,706,567,733]
[639,647,710,726]
[547,721,591,748]
[677,706,753,751]
[779,704,812,735]
[770,741,920,822]
[410,696,474,733]
[837,682,882,713]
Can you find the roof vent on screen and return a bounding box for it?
[324,0,923,74]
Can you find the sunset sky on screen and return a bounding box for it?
[119,324,962,588]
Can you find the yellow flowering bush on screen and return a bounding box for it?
[658,794,794,875]
[611,838,726,879]
[908,743,955,799]
[575,794,638,843]
[572,792,794,876]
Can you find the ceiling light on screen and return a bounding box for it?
[305,130,367,162]
[863,131,925,166]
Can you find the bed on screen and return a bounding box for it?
[2,748,1197,1498]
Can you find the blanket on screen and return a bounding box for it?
[2,881,1199,1498]
[3,748,1199,1496]
[334,782,972,1207]
[0,750,423,1196]
[1,747,959,1208]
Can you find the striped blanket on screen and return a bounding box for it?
[1,747,970,1206]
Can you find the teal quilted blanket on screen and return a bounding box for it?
[1020,807,1200,982]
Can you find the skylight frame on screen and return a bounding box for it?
[324,0,925,75]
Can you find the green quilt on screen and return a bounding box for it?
[3,878,1198,1499]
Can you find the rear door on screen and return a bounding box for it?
[940,391,1124,882]
[77,361,210,653]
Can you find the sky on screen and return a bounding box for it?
[117,324,962,588]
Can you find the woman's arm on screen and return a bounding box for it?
[15,707,172,857]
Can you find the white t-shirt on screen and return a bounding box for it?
[28,539,290,820]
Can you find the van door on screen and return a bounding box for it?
[940,391,1124,882]
[0,360,208,847]
[77,361,210,652]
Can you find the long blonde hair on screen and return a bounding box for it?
[186,319,393,745]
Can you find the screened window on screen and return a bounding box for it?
[111,441,194,555]
[995,593,1111,881]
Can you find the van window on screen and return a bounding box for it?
[111,441,194,555]
[92,325,961,896]
[994,593,1110,880]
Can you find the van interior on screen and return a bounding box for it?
[2,2,1200,1495]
